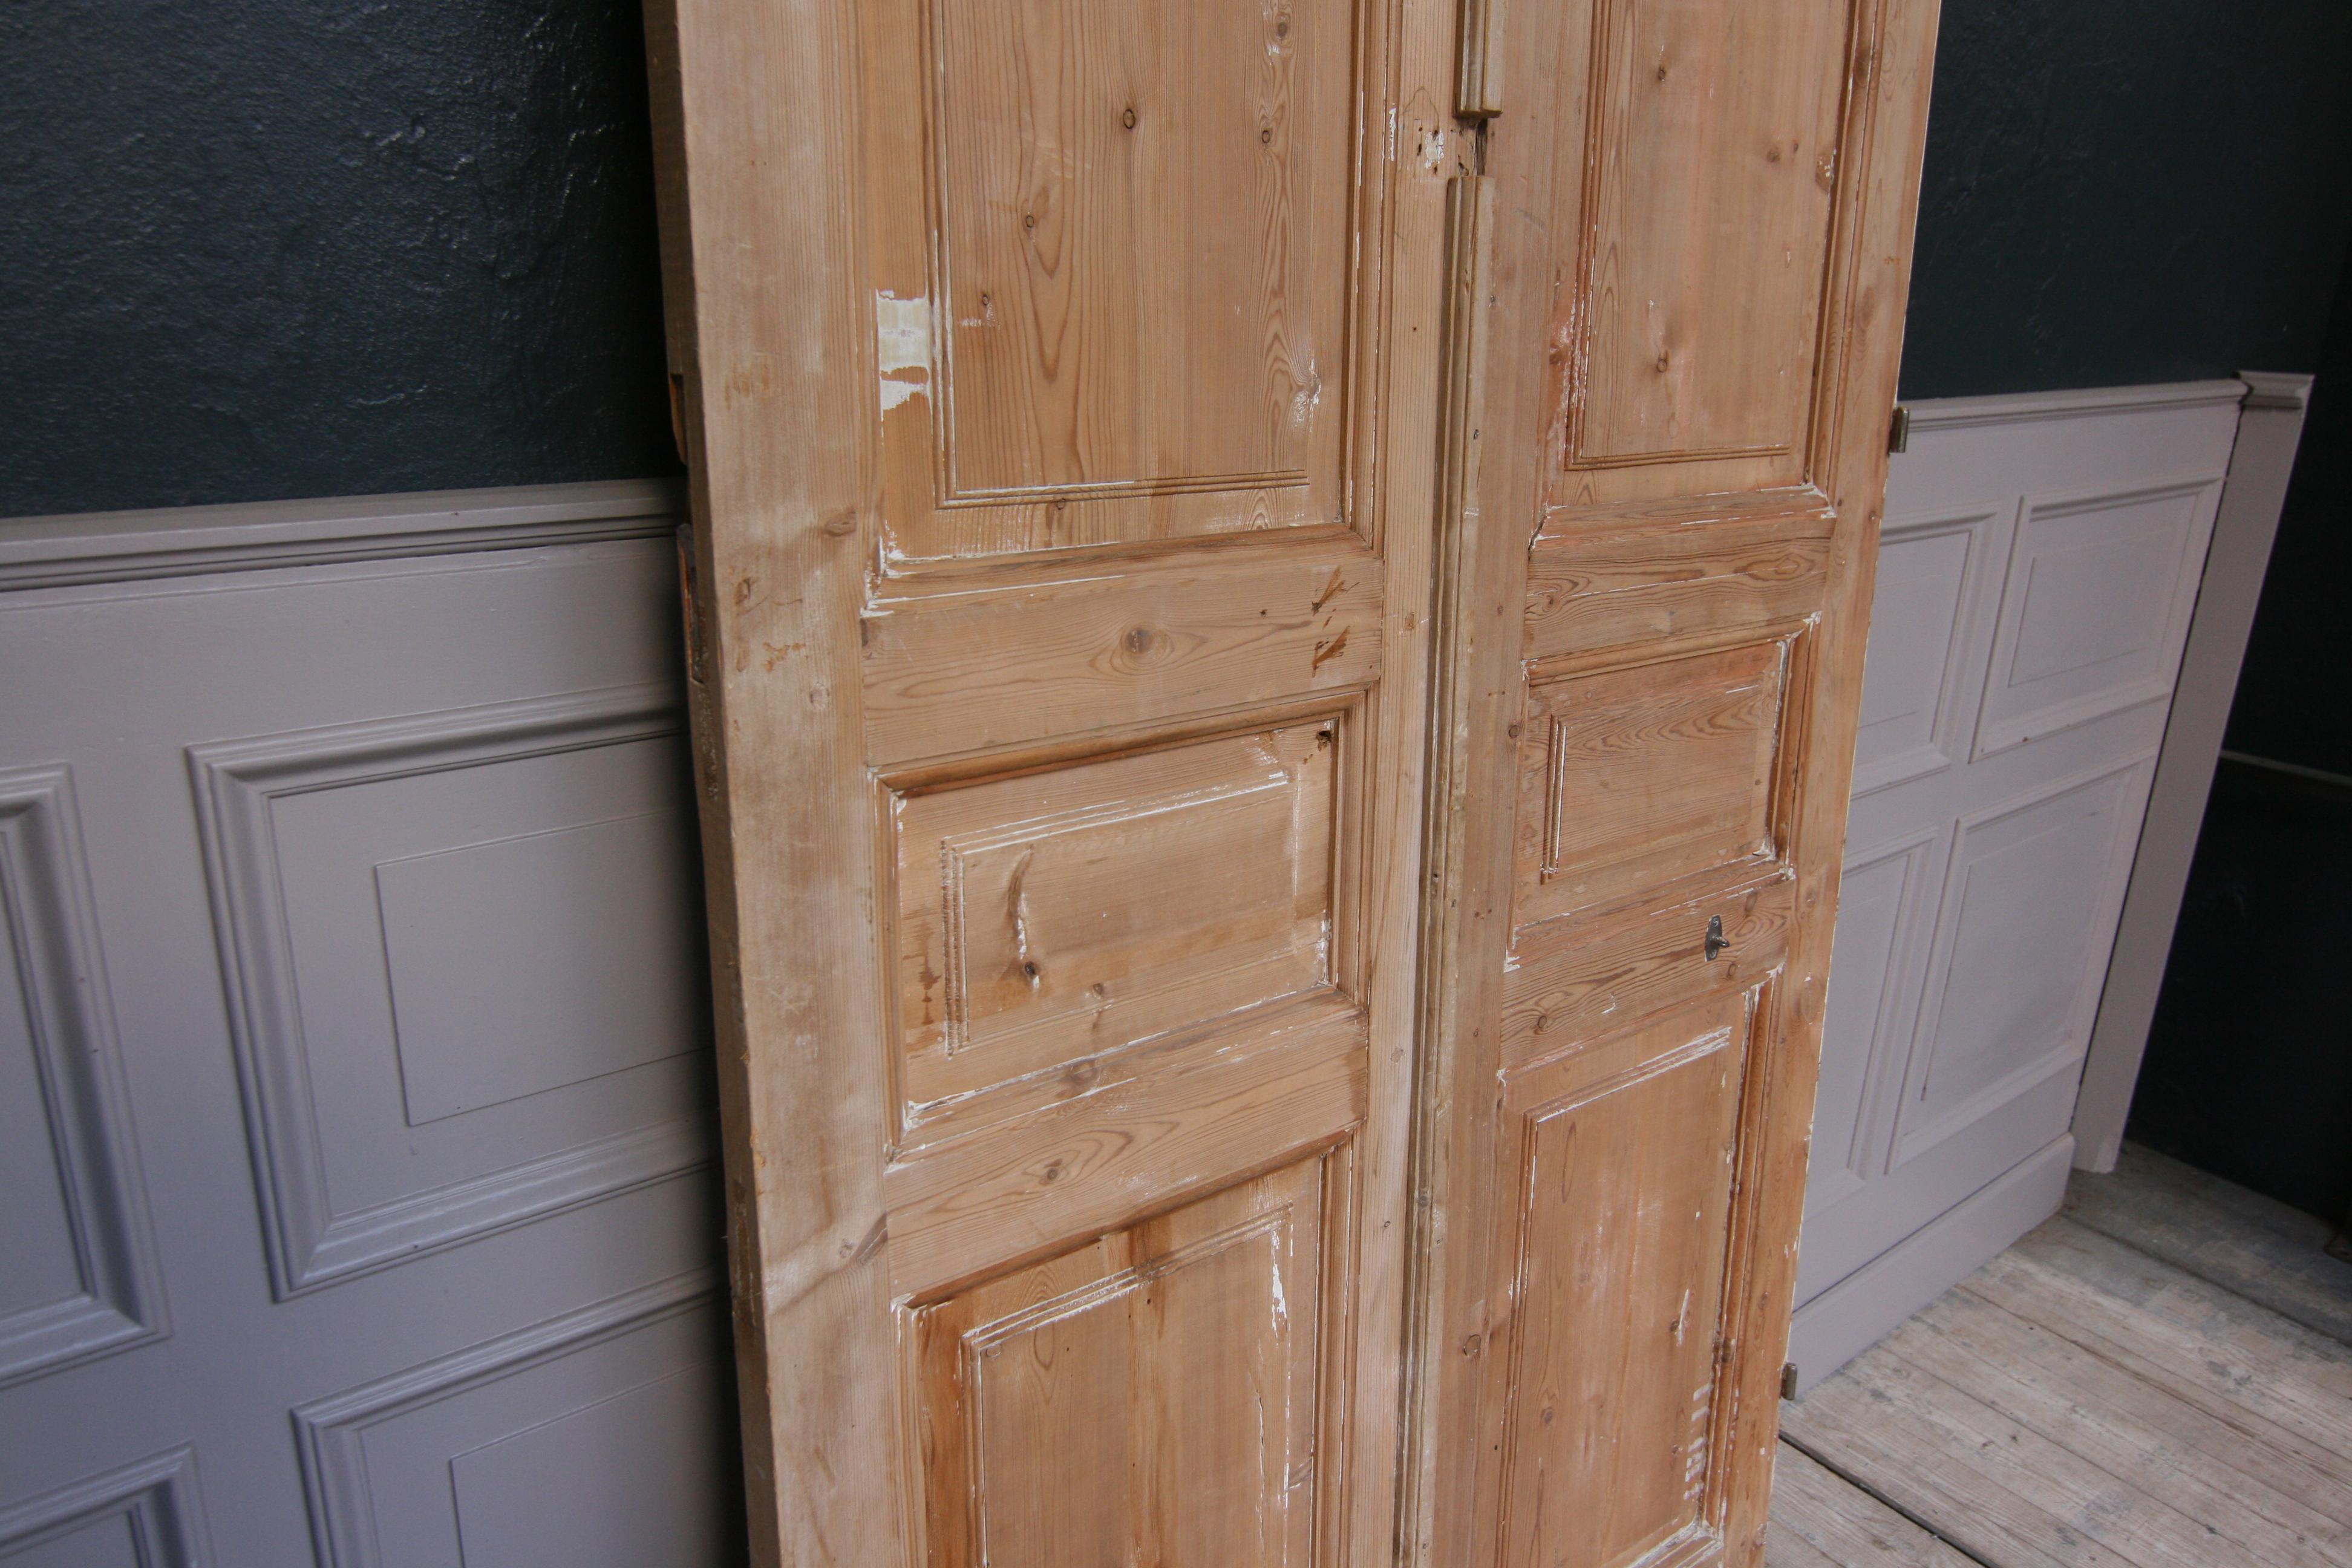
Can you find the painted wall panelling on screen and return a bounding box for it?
[0,484,735,1566]
[1790,381,2244,1388]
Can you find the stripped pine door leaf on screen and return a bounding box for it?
[641,0,1460,1560]
[1405,2,1941,1567]
[1402,3,1938,1568]
[642,0,1936,1558]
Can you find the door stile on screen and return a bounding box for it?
[645,0,903,1561]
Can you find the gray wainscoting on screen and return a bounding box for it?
[0,481,740,1567]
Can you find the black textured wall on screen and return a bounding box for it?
[3,1,2350,516]
[2126,245,2352,1226]
[1900,0,2352,398]
[0,0,678,518]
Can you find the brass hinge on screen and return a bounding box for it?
[1887,403,1912,454]
[1780,1361,1800,1400]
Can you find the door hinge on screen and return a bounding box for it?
[1780,1361,1800,1400]
[1887,403,1912,454]
[1455,0,1506,118]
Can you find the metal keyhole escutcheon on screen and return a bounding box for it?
[1704,913,1728,962]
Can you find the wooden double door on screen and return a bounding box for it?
[642,0,1937,1559]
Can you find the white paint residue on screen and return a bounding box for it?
[875,290,932,414]
[1289,361,1323,431]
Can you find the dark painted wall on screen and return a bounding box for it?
[1900,0,2352,399]
[2128,245,2352,1226]
[0,0,678,518]
[7,0,2352,518]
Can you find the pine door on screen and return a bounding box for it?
[1406,2,1939,1566]
[642,0,1938,1561]
[641,0,1460,1561]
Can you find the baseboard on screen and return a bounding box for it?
[1787,1133,2074,1394]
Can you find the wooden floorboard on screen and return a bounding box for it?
[2065,1145,2352,1347]
[1770,1146,2352,1567]
[1765,1443,1982,1568]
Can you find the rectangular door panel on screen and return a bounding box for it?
[1560,0,1855,480]
[1485,993,1756,1568]
[890,714,1347,1127]
[1515,636,1795,926]
[912,1152,1339,1568]
[866,0,1361,561]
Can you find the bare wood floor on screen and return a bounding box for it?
[1767,1144,2352,1567]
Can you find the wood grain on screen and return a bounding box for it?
[865,0,1357,560]
[1484,992,1755,1568]
[860,545,1385,765]
[1501,871,1795,1067]
[913,1156,1330,1568]
[892,717,1342,1120]
[1764,1445,1977,1568]
[1515,636,1789,923]
[1523,516,1832,662]
[651,0,1448,1547]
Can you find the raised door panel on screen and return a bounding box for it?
[912,1155,1335,1568]
[866,0,1362,561]
[1515,638,1794,926]
[890,714,1348,1129]
[1483,993,1756,1568]
[1548,0,1859,509]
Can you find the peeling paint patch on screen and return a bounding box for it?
[876,290,932,413]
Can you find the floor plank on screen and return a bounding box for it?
[1775,1156,2352,1567]
[1980,1221,2352,1455]
[1765,1443,1981,1568]
[1786,1343,2221,1568]
[2066,1145,2352,1348]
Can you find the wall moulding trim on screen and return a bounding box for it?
[292,1269,718,1568]
[1902,379,2249,434]
[188,682,702,1300]
[0,478,685,592]
[0,1445,212,1566]
[0,763,171,1389]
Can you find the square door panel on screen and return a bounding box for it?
[912,1155,1331,1568]
[1550,0,1857,503]
[1517,639,1790,926]
[1492,991,1753,1568]
[893,719,1345,1122]
[1973,482,2216,757]
[867,0,1362,560]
